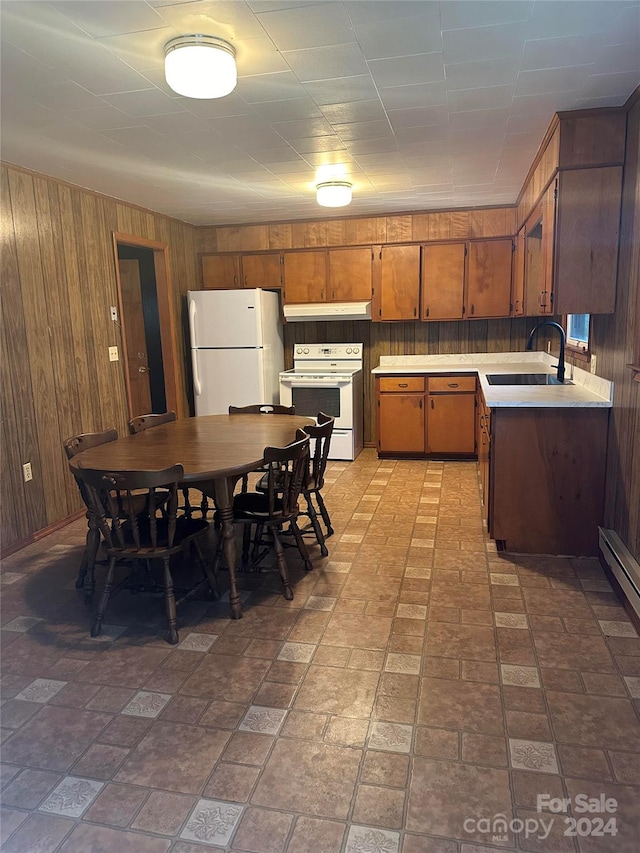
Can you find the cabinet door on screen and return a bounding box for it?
[523,203,545,316]
[378,394,425,453]
[512,226,525,316]
[328,248,372,301]
[426,394,476,454]
[378,245,420,320]
[282,251,327,303]
[201,255,241,289]
[466,239,513,318]
[421,242,465,320]
[242,253,282,290]
[539,182,557,315]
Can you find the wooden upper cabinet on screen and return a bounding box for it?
[282,250,327,303]
[377,245,420,321]
[201,254,241,289]
[466,239,513,319]
[553,166,622,315]
[242,252,282,290]
[512,227,525,317]
[421,242,465,321]
[328,247,373,302]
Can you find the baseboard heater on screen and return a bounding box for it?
[599,528,640,619]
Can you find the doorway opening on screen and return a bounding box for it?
[113,233,179,421]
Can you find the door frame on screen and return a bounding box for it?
[112,232,179,418]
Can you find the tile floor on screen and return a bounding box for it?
[1,451,640,852]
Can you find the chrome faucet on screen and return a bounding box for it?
[525,321,566,383]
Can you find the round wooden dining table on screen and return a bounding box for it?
[69,413,313,619]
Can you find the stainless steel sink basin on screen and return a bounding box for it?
[486,373,574,386]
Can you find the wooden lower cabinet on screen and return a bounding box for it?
[377,392,425,454]
[376,374,476,457]
[490,407,608,556]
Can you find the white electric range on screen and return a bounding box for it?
[279,344,364,460]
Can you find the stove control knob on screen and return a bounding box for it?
[353,347,360,354]
[346,347,352,354]
[296,347,303,354]
[303,347,309,354]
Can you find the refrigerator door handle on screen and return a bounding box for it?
[188,298,197,347]
[191,349,202,396]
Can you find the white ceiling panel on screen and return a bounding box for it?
[1,0,637,224]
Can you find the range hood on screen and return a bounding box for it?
[283,301,371,322]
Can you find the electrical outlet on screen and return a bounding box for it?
[590,354,597,374]
[23,462,33,482]
[110,306,118,322]
[108,346,119,362]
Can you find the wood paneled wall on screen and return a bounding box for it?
[282,316,533,446]
[591,97,640,562]
[0,164,198,553]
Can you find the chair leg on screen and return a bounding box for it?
[305,493,328,557]
[290,518,314,572]
[91,555,116,637]
[80,515,100,602]
[270,527,293,600]
[315,491,334,537]
[195,539,219,600]
[162,557,179,645]
[252,523,264,559]
[241,524,252,569]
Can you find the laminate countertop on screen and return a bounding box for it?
[371,352,613,408]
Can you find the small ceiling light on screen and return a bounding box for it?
[164,35,237,99]
[316,180,353,207]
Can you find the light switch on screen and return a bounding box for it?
[108,346,119,362]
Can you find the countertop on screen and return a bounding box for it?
[372,352,613,408]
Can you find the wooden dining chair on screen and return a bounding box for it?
[64,428,118,599]
[128,411,209,519]
[77,464,218,645]
[214,430,312,600]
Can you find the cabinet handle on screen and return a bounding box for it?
[233,275,238,286]
[419,399,423,409]
[470,304,475,315]
[398,383,408,388]
[425,307,430,318]
[448,383,459,388]
[413,306,417,317]
[431,398,434,409]
[480,415,485,428]
[244,275,248,286]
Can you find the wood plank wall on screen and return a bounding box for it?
[281,316,534,447]
[590,98,640,562]
[0,164,198,553]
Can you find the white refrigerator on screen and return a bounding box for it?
[187,289,284,416]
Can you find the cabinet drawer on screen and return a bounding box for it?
[428,376,476,393]
[379,376,425,393]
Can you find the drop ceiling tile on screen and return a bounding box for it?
[581,70,640,99]
[60,48,155,97]
[238,71,308,104]
[302,149,354,166]
[51,1,166,38]
[254,146,311,164]
[443,21,527,64]
[274,117,336,141]
[155,0,266,41]
[333,119,394,141]
[527,0,633,39]
[521,34,600,71]
[252,97,323,122]
[387,104,448,128]
[234,37,291,76]
[65,105,143,131]
[104,88,186,117]
[447,84,514,112]
[444,56,520,89]
[367,52,445,88]
[440,0,533,30]
[592,42,640,75]
[289,134,347,154]
[239,130,300,152]
[510,91,583,116]
[33,80,103,111]
[182,94,255,120]
[506,113,551,134]
[353,15,443,60]
[393,125,448,145]
[303,74,379,106]
[346,137,400,155]
[346,1,439,27]
[320,99,388,124]
[0,41,67,88]
[143,112,215,135]
[515,65,593,96]
[282,43,369,82]
[256,3,355,51]
[213,113,274,138]
[378,80,448,110]
[98,27,180,72]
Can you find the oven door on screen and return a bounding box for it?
[279,375,353,429]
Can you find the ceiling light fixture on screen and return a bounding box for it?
[164,35,237,99]
[316,180,353,207]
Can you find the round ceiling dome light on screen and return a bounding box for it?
[316,180,353,207]
[164,35,237,99]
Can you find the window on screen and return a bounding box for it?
[565,313,591,359]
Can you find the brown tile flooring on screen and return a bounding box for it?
[2,451,640,853]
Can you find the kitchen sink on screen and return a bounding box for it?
[486,373,574,386]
